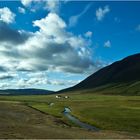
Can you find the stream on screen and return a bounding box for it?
[63,108,100,131]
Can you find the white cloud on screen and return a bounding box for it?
[33,12,66,34]
[69,4,91,27]
[0,7,15,24]
[0,12,104,90]
[48,79,80,86]
[0,75,80,89]
[21,0,32,7]
[0,82,10,89]
[0,71,49,89]
[45,0,60,13]
[104,40,111,48]
[0,73,17,80]
[84,31,92,38]
[18,7,26,14]
[0,13,97,74]
[96,5,110,21]
[18,13,94,73]
[0,70,80,89]
[17,77,48,88]
[20,0,61,13]
[21,0,43,12]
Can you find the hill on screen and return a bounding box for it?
[60,53,140,95]
[0,88,54,95]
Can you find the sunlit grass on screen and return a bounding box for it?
[0,93,140,133]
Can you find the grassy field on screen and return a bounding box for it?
[0,101,107,139]
[0,93,140,138]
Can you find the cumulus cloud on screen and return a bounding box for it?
[0,83,10,89]
[0,71,48,89]
[45,0,60,13]
[84,31,92,38]
[0,13,98,74]
[0,70,79,89]
[18,7,26,14]
[21,0,43,12]
[0,66,7,72]
[0,7,15,24]
[104,40,111,48]
[20,0,60,13]
[0,12,103,90]
[21,0,32,7]
[69,4,91,27]
[17,77,48,88]
[48,79,80,86]
[96,5,110,21]
[0,73,16,80]
[13,13,94,74]
[0,23,30,45]
[26,71,80,86]
[0,75,80,89]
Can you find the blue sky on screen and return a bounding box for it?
[0,1,140,91]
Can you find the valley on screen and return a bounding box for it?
[0,93,140,139]
[0,1,140,139]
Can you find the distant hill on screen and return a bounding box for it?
[0,88,54,95]
[60,53,140,95]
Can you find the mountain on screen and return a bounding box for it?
[0,88,54,95]
[60,53,140,95]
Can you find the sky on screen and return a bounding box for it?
[0,0,140,91]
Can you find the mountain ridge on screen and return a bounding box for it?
[59,53,140,95]
[0,88,54,95]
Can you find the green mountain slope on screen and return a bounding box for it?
[61,53,140,95]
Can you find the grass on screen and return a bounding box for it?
[69,82,140,95]
[30,94,140,133]
[0,93,140,138]
[0,101,103,139]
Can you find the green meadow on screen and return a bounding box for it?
[0,93,140,139]
[30,94,140,133]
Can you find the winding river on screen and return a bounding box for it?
[63,108,100,131]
